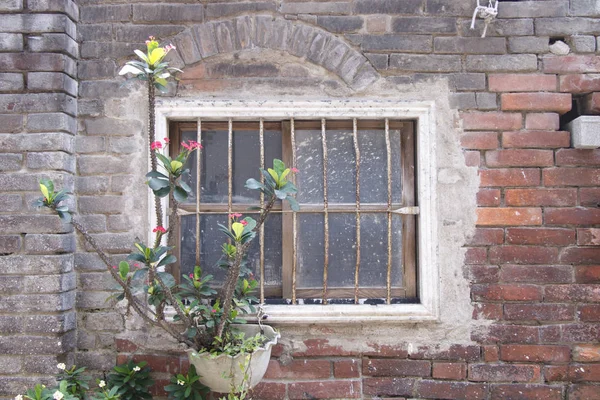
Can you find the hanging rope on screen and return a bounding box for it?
[470,0,499,38]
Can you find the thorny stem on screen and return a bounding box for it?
[215,195,277,339]
[148,79,163,230]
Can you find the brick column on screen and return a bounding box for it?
[0,0,79,396]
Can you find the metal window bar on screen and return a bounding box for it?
[195,119,202,266]
[385,118,393,305]
[227,118,233,233]
[259,118,265,303]
[290,118,298,305]
[352,118,361,304]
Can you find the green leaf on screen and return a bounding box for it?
[273,159,286,174]
[155,152,172,169]
[287,196,300,211]
[118,261,130,279]
[146,170,169,179]
[274,189,288,200]
[179,180,191,193]
[245,178,263,190]
[157,254,176,267]
[157,271,176,288]
[242,217,256,234]
[133,49,149,63]
[267,168,279,185]
[148,177,170,190]
[173,185,187,202]
[170,160,183,172]
[132,267,148,281]
[154,185,171,198]
[127,253,147,263]
[57,210,72,223]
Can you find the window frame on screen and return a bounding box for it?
[153,99,440,324]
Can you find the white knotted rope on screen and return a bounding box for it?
[470,0,499,38]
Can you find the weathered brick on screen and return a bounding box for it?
[568,35,596,53]
[485,149,554,167]
[546,284,600,303]
[0,331,75,355]
[363,359,430,377]
[472,324,539,344]
[504,304,575,321]
[410,345,481,362]
[417,380,487,400]
[0,0,22,11]
[560,74,600,93]
[435,37,505,54]
[461,112,522,130]
[472,284,542,301]
[473,303,502,320]
[501,92,571,113]
[78,24,112,42]
[0,215,70,235]
[0,153,22,171]
[477,207,542,226]
[250,382,287,400]
[334,359,360,378]
[288,381,361,399]
[575,265,600,283]
[499,1,567,18]
[0,93,76,114]
[392,17,456,34]
[500,344,570,363]
[449,93,476,109]
[583,92,600,114]
[281,1,350,14]
[28,72,77,96]
[24,233,75,254]
[28,33,78,59]
[468,228,504,246]
[28,0,79,20]
[505,188,577,207]
[78,195,124,214]
[27,151,75,173]
[476,93,498,110]
[561,324,600,343]
[85,312,124,331]
[134,4,202,23]
[578,304,600,321]
[84,117,141,136]
[560,247,600,264]
[508,36,550,54]
[569,384,600,400]
[490,384,563,400]
[489,74,556,92]
[500,265,572,283]
[316,16,363,33]
[364,53,388,70]
[432,362,467,380]
[114,24,186,42]
[479,168,539,187]
[0,33,23,52]
[389,54,461,72]
[0,14,75,37]
[350,34,432,52]
[477,188,501,206]
[581,188,600,207]
[578,228,600,246]
[536,17,600,36]
[0,53,76,78]
[469,364,540,382]
[364,15,388,33]
[0,114,23,133]
[354,0,422,14]
[0,235,21,254]
[78,60,117,80]
[506,227,575,246]
[264,359,331,379]
[573,344,600,362]
[465,247,488,264]
[544,168,600,187]
[543,55,600,73]
[466,54,537,72]
[450,73,486,91]
[362,377,415,397]
[462,19,534,38]
[206,2,274,19]
[525,113,560,130]
[489,245,558,264]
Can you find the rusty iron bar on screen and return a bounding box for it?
[195,119,202,266]
[291,118,298,305]
[385,118,392,305]
[321,118,329,304]
[352,118,361,304]
[259,118,265,303]
[227,118,233,234]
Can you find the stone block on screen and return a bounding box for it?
[28,33,78,58]
[84,117,141,136]
[567,116,600,148]
[0,114,23,133]
[0,52,76,77]
[0,93,75,114]
[27,0,79,20]
[75,176,109,194]
[570,0,600,16]
[281,2,351,14]
[0,235,21,254]
[0,292,75,313]
[233,15,255,50]
[79,271,120,291]
[78,60,117,80]
[82,233,136,254]
[0,275,22,294]
[449,93,477,110]
[498,1,567,18]
[78,195,124,214]
[27,151,75,172]
[390,54,462,72]
[476,93,498,110]
[287,24,315,58]
[24,233,75,254]
[214,20,237,53]
[268,17,293,51]
[365,53,388,70]
[0,133,73,156]
[0,254,73,275]
[27,112,76,134]
[0,215,71,235]
[78,99,103,117]
[355,0,422,14]
[28,72,78,96]
[0,153,22,171]
[0,14,74,36]
[114,24,185,42]
[349,34,432,52]
[536,18,600,36]
[508,36,549,54]
[434,37,505,54]
[206,2,274,19]
[461,19,534,37]
[76,291,116,310]
[0,33,23,52]
[450,73,486,91]
[110,175,136,193]
[0,73,24,92]
[193,23,219,59]
[0,330,76,355]
[0,0,22,11]
[0,356,21,373]
[0,171,72,191]
[133,4,203,22]
[392,17,456,34]
[568,35,596,53]
[85,312,124,331]
[23,273,76,294]
[173,30,202,65]
[78,155,133,175]
[0,194,23,212]
[74,351,116,371]
[317,16,363,33]
[78,24,112,42]
[466,54,538,72]
[21,355,64,374]
[81,5,131,23]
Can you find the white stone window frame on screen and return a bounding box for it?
[152,99,439,324]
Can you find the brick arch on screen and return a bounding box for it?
[168,14,379,91]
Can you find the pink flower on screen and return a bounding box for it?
[164,44,176,53]
[291,167,299,173]
[164,138,170,144]
[189,273,194,279]
[229,213,242,219]
[133,263,140,268]
[240,220,248,226]
[181,140,202,151]
[153,226,166,233]
[211,309,217,313]
[112,265,117,269]
[150,141,162,150]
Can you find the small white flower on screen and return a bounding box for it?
[53,391,64,400]
[177,379,185,386]
[98,380,106,388]
[14,395,23,400]
[56,363,66,370]
[133,366,141,372]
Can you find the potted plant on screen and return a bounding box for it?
[36,37,300,397]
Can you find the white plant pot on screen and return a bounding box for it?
[187,324,280,394]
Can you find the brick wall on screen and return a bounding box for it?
[2,0,600,398]
[0,0,79,397]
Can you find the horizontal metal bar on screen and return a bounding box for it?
[391,206,420,215]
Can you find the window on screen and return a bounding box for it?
[169,118,417,305]
[154,100,439,323]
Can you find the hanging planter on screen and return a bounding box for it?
[187,324,280,394]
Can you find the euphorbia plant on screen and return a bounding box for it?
[36,36,299,366]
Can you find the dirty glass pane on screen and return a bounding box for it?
[180,128,280,204]
[358,213,402,287]
[327,213,357,287]
[295,129,324,204]
[297,213,324,288]
[180,214,282,286]
[326,130,357,204]
[358,129,403,204]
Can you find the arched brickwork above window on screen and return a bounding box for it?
[167,14,379,91]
